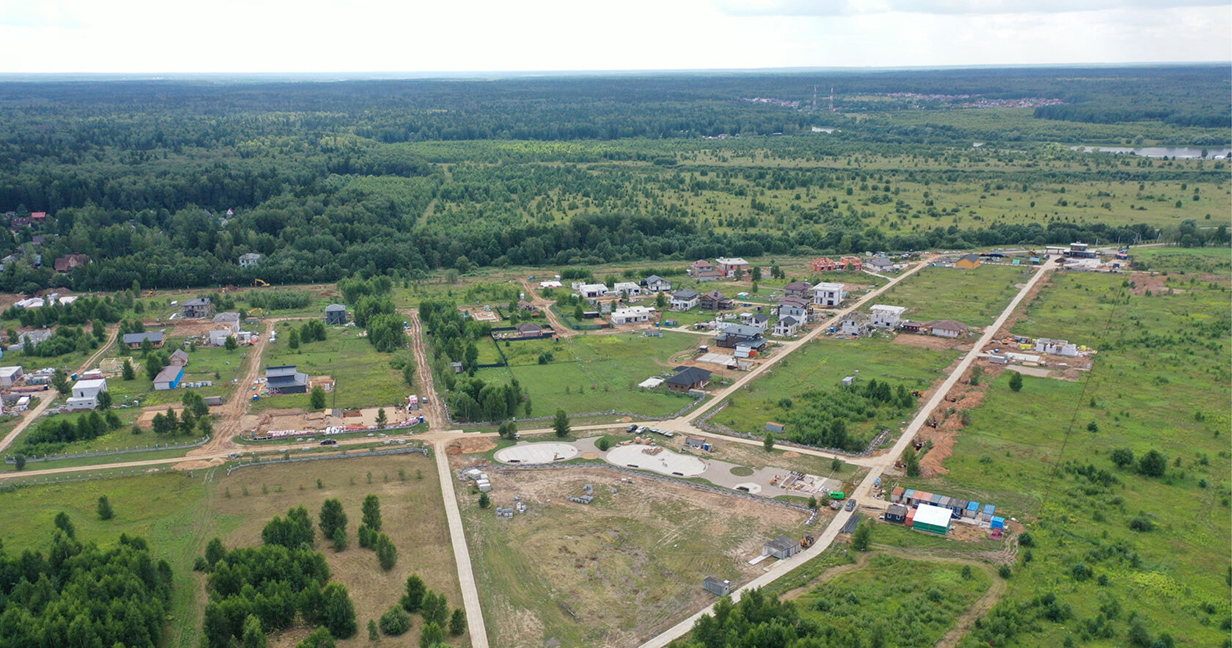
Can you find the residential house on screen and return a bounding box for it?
[640,275,672,292]
[838,313,869,337]
[900,320,922,333]
[613,282,642,297]
[0,366,23,387]
[65,378,107,411]
[169,349,190,365]
[702,576,732,597]
[783,280,812,300]
[123,331,165,350]
[182,298,214,319]
[516,300,539,314]
[690,259,714,276]
[53,254,90,273]
[515,322,544,338]
[30,212,47,223]
[153,365,184,391]
[238,252,262,267]
[610,306,654,325]
[715,257,750,279]
[869,305,906,329]
[866,255,895,273]
[325,304,348,325]
[739,312,769,332]
[266,365,309,394]
[699,290,733,311]
[575,283,609,299]
[773,316,801,337]
[665,366,711,393]
[811,257,841,272]
[1034,338,1079,357]
[762,535,801,560]
[9,216,29,229]
[775,297,809,322]
[714,324,763,349]
[18,329,53,350]
[696,268,724,282]
[213,312,241,331]
[670,289,699,311]
[684,436,707,449]
[926,319,969,338]
[811,282,844,307]
[953,254,981,269]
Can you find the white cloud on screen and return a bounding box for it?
[714,0,1230,17]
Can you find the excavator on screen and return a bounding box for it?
[801,533,815,549]
[253,278,269,287]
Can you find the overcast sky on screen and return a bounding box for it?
[1,0,1228,74]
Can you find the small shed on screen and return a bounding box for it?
[684,436,707,449]
[890,486,905,503]
[913,504,951,536]
[325,304,348,325]
[169,349,190,366]
[702,576,732,596]
[965,501,980,519]
[762,535,801,560]
[885,504,908,524]
[204,396,224,407]
[765,422,785,433]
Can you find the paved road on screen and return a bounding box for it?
[0,325,119,455]
[433,437,490,648]
[637,257,1056,648]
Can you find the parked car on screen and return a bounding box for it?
[320,439,337,446]
[626,424,639,433]
[845,498,858,512]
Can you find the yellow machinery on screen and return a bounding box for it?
[248,308,265,318]
[801,534,815,549]
[253,278,269,287]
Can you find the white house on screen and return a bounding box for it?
[1034,338,1079,357]
[811,282,845,307]
[613,282,643,297]
[610,306,655,325]
[539,280,563,289]
[869,305,907,329]
[739,312,769,332]
[670,289,700,311]
[838,313,869,337]
[773,316,801,337]
[776,299,810,322]
[926,320,969,338]
[641,275,673,292]
[65,378,108,410]
[238,252,262,267]
[715,257,750,279]
[576,283,609,299]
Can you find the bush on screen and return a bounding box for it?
[1110,448,1135,468]
[1008,371,1023,392]
[375,533,397,571]
[378,606,411,636]
[402,574,426,612]
[998,565,1012,579]
[1128,514,1156,532]
[1070,562,1093,581]
[1137,450,1167,477]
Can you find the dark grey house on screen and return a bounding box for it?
[763,535,802,560]
[325,304,348,325]
[266,365,309,394]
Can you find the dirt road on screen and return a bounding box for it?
[520,278,578,338]
[0,325,119,455]
[406,311,448,430]
[180,320,274,463]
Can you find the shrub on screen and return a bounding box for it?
[1070,562,1093,581]
[378,606,411,636]
[1128,514,1156,532]
[1110,448,1134,468]
[998,565,1012,579]
[1137,450,1167,477]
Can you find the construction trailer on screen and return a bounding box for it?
[913,504,952,536]
[762,535,802,560]
[703,576,732,596]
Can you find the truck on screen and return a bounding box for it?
[829,491,846,500]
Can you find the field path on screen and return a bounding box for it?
[181,319,274,461]
[639,257,1056,648]
[406,311,447,430]
[0,325,119,455]
[520,278,579,338]
[433,438,490,648]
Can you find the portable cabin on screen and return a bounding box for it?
[885,504,908,524]
[937,496,951,511]
[930,493,944,507]
[765,422,785,433]
[991,517,1005,530]
[949,498,968,518]
[703,576,732,597]
[982,504,996,522]
[965,501,980,519]
[902,488,916,505]
[905,507,917,528]
[912,504,952,536]
[891,486,905,503]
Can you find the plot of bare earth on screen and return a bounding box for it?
[457,466,811,648]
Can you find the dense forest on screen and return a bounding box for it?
[0,66,1226,293]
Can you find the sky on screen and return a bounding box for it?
[0,0,1228,74]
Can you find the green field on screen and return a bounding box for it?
[716,336,959,446]
[256,324,407,411]
[874,263,1033,326]
[473,331,703,419]
[794,553,993,648]
[1130,245,1231,275]
[914,266,1232,648]
[104,338,249,410]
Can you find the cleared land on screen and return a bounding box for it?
[913,266,1230,648]
[473,331,702,419]
[873,263,1032,326]
[256,324,407,411]
[457,465,812,648]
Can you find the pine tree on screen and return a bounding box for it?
[332,527,348,551]
[310,386,326,411]
[362,495,382,531]
[1008,370,1023,392]
[241,614,268,648]
[449,608,466,636]
[97,495,114,520]
[319,499,347,540]
[375,408,388,428]
[553,408,570,438]
[402,574,426,612]
[205,538,225,567]
[122,359,135,380]
[851,519,873,551]
[322,583,358,639]
[375,533,397,571]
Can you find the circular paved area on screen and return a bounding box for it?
[604,445,706,477]
[494,442,578,464]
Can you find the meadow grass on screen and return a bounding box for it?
[874,263,1033,326]
[256,325,406,410]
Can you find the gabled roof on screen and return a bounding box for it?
[666,366,711,386]
[213,312,241,323]
[717,325,762,338]
[957,253,981,262]
[784,281,812,291]
[702,290,727,300]
[925,319,969,331]
[749,313,769,323]
[778,316,799,326]
[169,349,190,363]
[153,365,183,384]
[183,297,211,306]
[515,323,542,333]
[122,331,164,345]
[325,303,347,312]
[642,275,668,284]
[672,289,699,300]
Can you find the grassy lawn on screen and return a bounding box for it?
[255,324,407,411]
[0,452,463,648]
[105,340,249,410]
[1130,246,1231,276]
[473,331,703,419]
[794,553,993,648]
[717,336,959,445]
[921,271,1232,648]
[459,465,809,648]
[874,263,1033,326]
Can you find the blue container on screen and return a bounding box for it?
[984,504,996,516]
[991,517,1005,529]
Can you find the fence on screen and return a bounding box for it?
[4,435,212,464]
[695,403,891,458]
[473,461,818,522]
[0,466,188,492]
[443,391,705,428]
[550,305,606,331]
[225,445,431,476]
